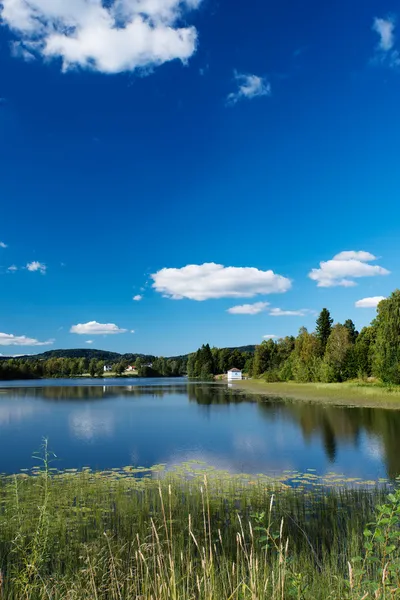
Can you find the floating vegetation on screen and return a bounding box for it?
[0,445,399,599]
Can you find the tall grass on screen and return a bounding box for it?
[0,448,399,598]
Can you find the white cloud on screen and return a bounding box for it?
[1,0,202,74]
[269,308,311,317]
[133,295,143,301]
[7,265,18,272]
[26,261,47,274]
[227,71,271,105]
[333,250,376,262]
[85,340,94,344]
[152,263,291,301]
[0,241,7,248]
[227,302,269,315]
[263,334,278,340]
[70,321,127,335]
[373,17,395,51]
[355,296,386,308]
[0,332,54,346]
[372,17,400,69]
[130,329,135,333]
[308,251,389,287]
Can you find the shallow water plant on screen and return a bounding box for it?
[0,453,399,599]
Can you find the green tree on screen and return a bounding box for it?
[373,290,400,383]
[344,319,359,344]
[316,308,333,354]
[292,327,321,382]
[355,326,376,378]
[187,353,196,378]
[89,359,98,377]
[322,324,352,382]
[253,340,277,377]
[114,362,125,376]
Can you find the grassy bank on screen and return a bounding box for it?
[0,453,399,598]
[233,379,400,409]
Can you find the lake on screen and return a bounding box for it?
[0,378,399,480]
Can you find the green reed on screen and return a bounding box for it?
[0,451,399,598]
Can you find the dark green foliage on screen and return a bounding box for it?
[355,326,376,378]
[253,340,278,377]
[344,319,359,344]
[187,345,253,378]
[373,290,400,383]
[316,308,333,354]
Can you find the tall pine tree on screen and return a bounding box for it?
[344,319,358,344]
[315,308,333,354]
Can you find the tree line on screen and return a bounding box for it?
[0,356,187,381]
[187,344,253,379]
[186,290,400,385]
[250,289,400,384]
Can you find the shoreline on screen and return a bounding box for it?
[232,379,400,410]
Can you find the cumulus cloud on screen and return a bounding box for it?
[355,296,386,308]
[227,72,271,105]
[152,263,291,301]
[308,251,389,287]
[263,334,278,340]
[0,332,54,346]
[0,241,7,248]
[85,340,94,344]
[1,0,202,74]
[133,295,143,301]
[227,302,269,315]
[372,16,400,69]
[70,321,127,335]
[26,261,47,274]
[269,308,312,317]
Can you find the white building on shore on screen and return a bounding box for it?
[227,368,242,381]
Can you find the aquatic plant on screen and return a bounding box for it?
[0,447,399,598]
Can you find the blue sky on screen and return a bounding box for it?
[0,0,399,356]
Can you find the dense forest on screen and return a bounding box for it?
[189,290,400,385]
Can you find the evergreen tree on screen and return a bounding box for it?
[315,308,333,354]
[344,319,359,344]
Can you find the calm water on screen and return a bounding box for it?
[0,378,399,480]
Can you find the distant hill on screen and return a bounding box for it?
[2,349,156,363]
[0,345,256,362]
[168,345,256,360]
[226,345,256,353]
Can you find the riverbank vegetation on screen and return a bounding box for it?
[189,290,400,388]
[0,447,399,599]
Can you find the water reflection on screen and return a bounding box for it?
[189,384,400,478]
[0,381,399,479]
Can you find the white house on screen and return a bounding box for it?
[103,365,112,372]
[227,368,242,381]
